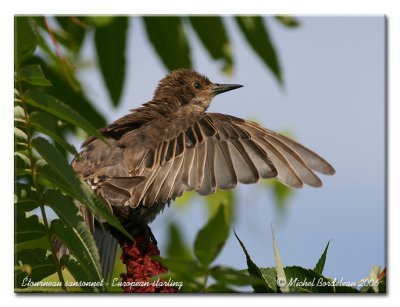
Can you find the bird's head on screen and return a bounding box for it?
[153,69,243,115]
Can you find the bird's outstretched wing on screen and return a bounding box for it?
[75,113,335,210]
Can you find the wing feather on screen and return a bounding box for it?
[198,138,216,195]
[181,147,195,186]
[165,154,186,200]
[252,134,303,188]
[90,112,334,209]
[195,141,207,190]
[243,120,335,175]
[230,139,260,183]
[214,142,238,190]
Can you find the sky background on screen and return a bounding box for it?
[76,16,385,284]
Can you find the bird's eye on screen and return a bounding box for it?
[193,82,201,90]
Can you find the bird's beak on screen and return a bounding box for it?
[212,83,243,96]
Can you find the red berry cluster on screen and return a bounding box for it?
[119,237,177,293]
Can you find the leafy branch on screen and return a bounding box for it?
[156,204,386,293]
[14,17,129,292]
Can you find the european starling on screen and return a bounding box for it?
[72,68,335,278]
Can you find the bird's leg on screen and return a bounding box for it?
[110,215,157,255]
[128,222,157,252]
[145,224,158,246]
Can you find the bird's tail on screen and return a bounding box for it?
[93,227,118,285]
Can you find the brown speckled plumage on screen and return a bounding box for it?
[73,68,335,227]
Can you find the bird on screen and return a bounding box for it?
[71,68,335,280]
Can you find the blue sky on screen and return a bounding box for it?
[77,16,385,284]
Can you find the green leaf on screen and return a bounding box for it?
[15,151,31,169]
[14,105,25,119]
[30,111,78,155]
[35,57,106,128]
[56,17,87,53]
[157,258,204,276]
[210,265,253,287]
[43,189,101,277]
[24,89,106,143]
[206,283,236,293]
[33,19,59,66]
[259,267,277,292]
[32,137,131,239]
[36,160,76,194]
[14,17,38,68]
[14,183,39,212]
[15,87,21,99]
[271,180,293,213]
[359,265,382,293]
[59,255,95,292]
[14,127,27,142]
[150,271,202,293]
[50,219,103,291]
[275,16,300,28]
[271,227,289,292]
[44,189,103,290]
[14,151,30,164]
[15,213,46,244]
[281,266,324,293]
[143,17,191,71]
[88,16,115,27]
[205,189,235,225]
[18,65,52,86]
[194,203,229,266]
[33,18,81,92]
[378,269,386,293]
[282,266,358,293]
[94,17,128,107]
[166,222,192,260]
[368,265,381,293]
[15,248,57,288]
[15,236,49,253]
[234,230,274,293]
[235,16,283,84]
[188,17,233,74]
[174,190,196,207]
[154,257,207,292]
[314,241,330,275]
